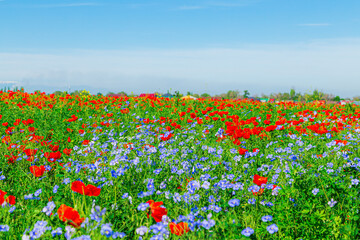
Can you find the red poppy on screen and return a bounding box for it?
[44,152,62,162]
[169,222,190,236]
[82,140,89,145]
[253,174,268,186]
[5,195,16,205]
[2,136,11,144]
[57,204,84,228]
[71,181,101,196]
[252,188,264,196]
[23,119,34,125]
[50,145,60,151]
[238,148,248,155]
[0,189,16,205]
[146,200,168,222]
[24,149,37,157]
[30,165,46,177]
[0,189,7,197]
[63,148,72,156]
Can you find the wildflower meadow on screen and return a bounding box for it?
[1,90,360,240]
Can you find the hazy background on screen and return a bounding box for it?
[1,0,359,97]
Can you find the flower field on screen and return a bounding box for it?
[1,90,360,239]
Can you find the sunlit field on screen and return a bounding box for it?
[1,90,360,240]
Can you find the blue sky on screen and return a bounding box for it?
[1,0,360,97]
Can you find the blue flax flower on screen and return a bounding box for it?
[0,225,10,232]
[241,227,254,237]
[100,223,113,237]
[228,199,240,207]
[267,224,279,234]
[312,188,319,195]
[261,215,273,222]
[137,202,149,211]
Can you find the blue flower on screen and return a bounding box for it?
[241,227,254,237]
[312,188,319,195]
[248,198,256,205]
[9,206,16,213]
[201,219,215,229]
[137,203,150,211]
[267,224,279,234]
[228,199,240,207]
[150,222,168,235]
[42,201,56,216]
[136,226,148,236]
[112,232,126,238]
[208,195,216,204]
[62,178,70,185]
[51,227,62,237]
[0,225,10,232]
[261,215,273,222]
[149,235,164,240]
[100,223,113,237]
[53,185,59,194]
[90,206,107,222]
[72,235,91,240]
[328,198,337,207]
[213,205,222,213]
[30,228,45,239]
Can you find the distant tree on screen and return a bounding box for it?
[186,91,193,96]
[174,91,182,98]
[201,93,211,98]
[71,90,81,96]
[53,91,63,96]
[243,90,250,99]
[106,92,115,96]
[117,91,127,96]
[226,90,240,99]
[97,92,103,96]
[289,88,299,100]
[333,96,341,102]
[311,89,325,101]
[193,94,200,98]
[260,93,269,99]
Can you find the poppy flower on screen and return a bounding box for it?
[146,200,168,222]
[24,149,37,157]
[238,148,248,155]
[71,181,101,196]
[252,188,264,196]
[169,222,190,236]
[44,151,62,162]
[30,165,46,177]
[253,174,268,186]
[5,195,16,205]
[0,190,16,205]
[57,204,84,228]
[0,189,7,197]
[63,148,72,156]
[82,140,89,145]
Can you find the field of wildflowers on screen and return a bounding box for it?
[1,90,360,239]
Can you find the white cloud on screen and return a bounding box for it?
[1,38,360,96]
